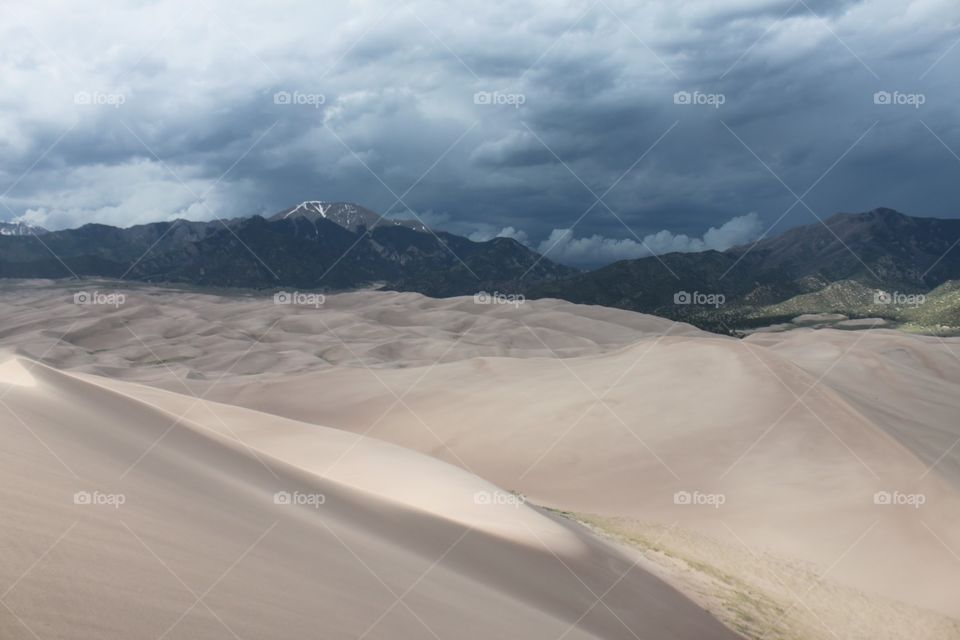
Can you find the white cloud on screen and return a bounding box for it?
[496,226,529,243]
[9,160,259,229]
[536,213,763,266]
[469,225,529,243]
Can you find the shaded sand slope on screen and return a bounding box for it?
[747,328,960,487]
[0,357,738,640]
[192,331,960,618]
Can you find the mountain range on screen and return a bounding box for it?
[269,201,429,233]
[2,204,959,333]
[0,202,574,296]
[529,208,960,332]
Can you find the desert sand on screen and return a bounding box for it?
[0,357,738,639]
[2,279,960,639]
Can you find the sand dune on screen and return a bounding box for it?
[2,280,960,637]
[0,355,737,640]
[746,328,960,487]
[193,329,960,617]
[0,280,701,376]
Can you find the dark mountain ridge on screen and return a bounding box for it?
[0,204,575,296]
[269,201,427,233]
[527,208,960,331]
[2,205,959,333]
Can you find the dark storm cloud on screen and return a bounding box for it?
[1,0,959,266]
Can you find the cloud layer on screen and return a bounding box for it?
[536,212,763,267]
[1,0,959,264]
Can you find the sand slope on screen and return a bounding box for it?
[2,280,960,635]
[746,327,960,487]
[196,330,960,617]
[0,356,737,640]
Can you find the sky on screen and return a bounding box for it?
[1,0,959,267]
